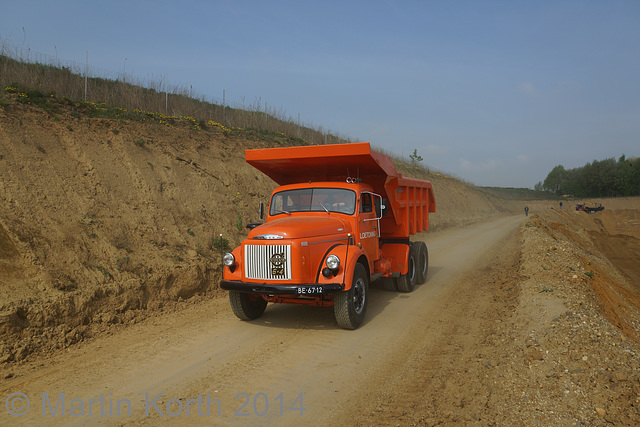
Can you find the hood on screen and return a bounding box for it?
[248,215,352,240]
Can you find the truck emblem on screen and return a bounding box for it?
[269,252,286,276]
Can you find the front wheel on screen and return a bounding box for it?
[229,291,267,320]
[334,263,369,329]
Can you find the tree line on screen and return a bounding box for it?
[537,155,640,198]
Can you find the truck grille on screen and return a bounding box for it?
[244,244,292,280]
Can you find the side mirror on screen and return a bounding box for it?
[259,201,265,220]
[379,198,388,217]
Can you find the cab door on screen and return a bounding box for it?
[357,192,381,268]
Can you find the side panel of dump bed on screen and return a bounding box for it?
[246,142,435,239]
[381,176,436,239]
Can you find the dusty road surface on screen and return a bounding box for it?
[1,215,524,426]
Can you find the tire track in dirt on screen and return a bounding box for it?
[344,222,524,425]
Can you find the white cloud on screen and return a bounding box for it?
[517,154,529,163]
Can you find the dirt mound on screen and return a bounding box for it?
[499,206,640,424]
[0,97,511,363]
[543,204,640,344]
[572,205,640,289]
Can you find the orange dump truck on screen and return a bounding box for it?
[220,142,436,329]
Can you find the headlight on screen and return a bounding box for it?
[326,254,340,270]
[223,253,235,267]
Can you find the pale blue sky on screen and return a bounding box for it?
[2,0,639,187]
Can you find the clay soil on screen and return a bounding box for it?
[1,97,639,425]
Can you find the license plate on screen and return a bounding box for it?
[296,286,323,295]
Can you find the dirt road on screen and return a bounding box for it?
[1,215,524,426]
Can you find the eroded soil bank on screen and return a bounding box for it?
[0,97,514,363]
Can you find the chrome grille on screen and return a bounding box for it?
[244,244,292,280]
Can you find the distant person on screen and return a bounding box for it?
[524,206,529,216]
[559,201,563,209]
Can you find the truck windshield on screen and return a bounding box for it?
[270,188,356,215]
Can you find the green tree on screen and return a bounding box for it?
[613,155,634,196]
[409,149,423,166]
[630,157,640,195]
[541,155,640,198]
[563,167,587,197]
[543,165,567,195]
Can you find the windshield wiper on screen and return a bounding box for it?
[274,208,291,215]
[320,203,330,214]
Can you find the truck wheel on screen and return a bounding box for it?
[334,263,368,329]
[416,241,429,284]
[229,291,267,320]
[397,244,417,292]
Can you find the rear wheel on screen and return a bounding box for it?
[397,244,417,292]
[229,291,267,320]
[415,241,429,284]
[334,263,369,329]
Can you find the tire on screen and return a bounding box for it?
[381,276,398,291]
[397,243,417,292]
[334,263,369,329]
[229,291,267,320]
[415,241,429,284]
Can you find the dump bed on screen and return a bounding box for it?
[246,142,436,238]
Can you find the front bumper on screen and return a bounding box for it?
[220,280,343,295]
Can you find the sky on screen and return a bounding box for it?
[1,0,639,188]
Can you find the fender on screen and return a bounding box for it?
[380,242,411,275]
[316,244,367,291]
[222,246,244,280]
